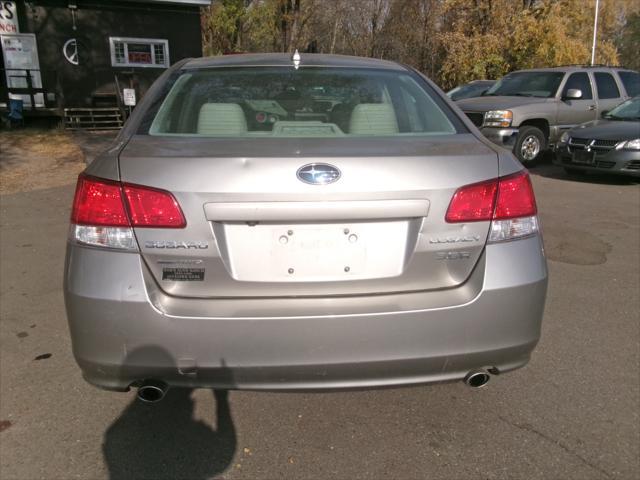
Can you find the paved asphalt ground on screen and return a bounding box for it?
[1,155,638,479]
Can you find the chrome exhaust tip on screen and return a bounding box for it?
[137,380,168,403]
[464,370,491,388]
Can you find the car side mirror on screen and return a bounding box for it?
[600,110,609,118]
[563,89,582,100]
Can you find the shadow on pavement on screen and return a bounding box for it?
[102,347,236,480]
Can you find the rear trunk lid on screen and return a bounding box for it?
[120,134,497,298]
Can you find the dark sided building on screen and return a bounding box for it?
[1,0,207,126]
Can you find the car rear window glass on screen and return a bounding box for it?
[146,67,460,138]
[618,71,640,97]
[594,72,620,99]
[562,73,593,100]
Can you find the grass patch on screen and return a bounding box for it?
[0,128,85,195]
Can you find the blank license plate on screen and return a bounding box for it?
[573,150,595,165]
[271,226,367,278]
[222,222,409,282]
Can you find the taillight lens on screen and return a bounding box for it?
[446,170,538,242]
[493,171,537,219]
[71,175,129,226]
[123,184,186,228]
[69,174,186,250]
[445,179,498,223]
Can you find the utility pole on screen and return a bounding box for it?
[591,0,600,65]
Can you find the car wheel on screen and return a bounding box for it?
[515,126,546,165]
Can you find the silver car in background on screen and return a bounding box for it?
[64,54,547,402]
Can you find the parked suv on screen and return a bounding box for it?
[456,66,640,164]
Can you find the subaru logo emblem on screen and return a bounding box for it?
[296,163,341,185]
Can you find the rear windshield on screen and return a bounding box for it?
[145,67,461,138]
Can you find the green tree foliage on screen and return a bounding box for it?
[201,0,639,89]
[201,0,247,55]
[616,10,640,70]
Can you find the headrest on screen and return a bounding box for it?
[349,103,399,135]
[197,103,247,135]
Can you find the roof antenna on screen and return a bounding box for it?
[292,49,301,70]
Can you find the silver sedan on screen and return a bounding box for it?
[64,53,547,402]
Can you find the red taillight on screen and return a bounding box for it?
[493,171,537,219]
[123,184,186,228]
[71,175,129,226]
[446,171,536,223]
[70,174,185,228]
[445,179,498,222]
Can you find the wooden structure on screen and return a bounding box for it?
[0,0,207,129]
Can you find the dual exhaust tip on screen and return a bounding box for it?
[136,370,491,402]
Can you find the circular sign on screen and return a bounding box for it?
[63,38,79,65]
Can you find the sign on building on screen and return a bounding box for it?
[123,88,136,106]
[1,33,44,107]
[0,2,19,33]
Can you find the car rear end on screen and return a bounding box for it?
[64,54,547,392]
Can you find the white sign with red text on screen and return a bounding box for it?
[0,2,19,34]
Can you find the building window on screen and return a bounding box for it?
[109,37,169,68]
[153,44,165,66]
[113,41,126,64]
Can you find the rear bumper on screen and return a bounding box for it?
[64,235,548,391]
